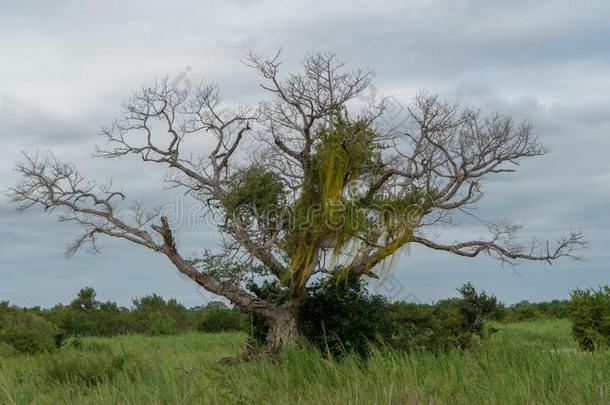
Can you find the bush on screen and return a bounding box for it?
[196,308,248,333]
[0,283,497,355]
[131,294,189,335]
[45,288,133,337]
[382,302,440,351]
[247,279,498,357]
[499,299,571,323]
[508,301,544,322]
[248,279,387,357]
[385,283,499,351]
[0,312,59,354]
[450,282,499,348]
[535,300,571,319]
[301,276,388,357]
[147,312,178,336]
[569,286,610,351]
[248,277,388,357]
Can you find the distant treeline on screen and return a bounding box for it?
[1,287,248,339]
[0,281,575,357]
[494,300,570,322]
[1,287,570,339]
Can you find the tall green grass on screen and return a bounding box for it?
[0,320,608,404]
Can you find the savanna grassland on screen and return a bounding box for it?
[1,320,609,404]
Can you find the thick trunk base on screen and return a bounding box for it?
[265,309,303,352]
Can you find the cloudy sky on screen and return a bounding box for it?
[1,0,609,308]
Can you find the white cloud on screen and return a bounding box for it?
[1,0,609,306]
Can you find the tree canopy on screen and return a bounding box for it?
[9,51,585,349]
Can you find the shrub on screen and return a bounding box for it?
[247,279,497,356]
[301,276,388,357]
[508,301,544,322]
[382,302,440,351]
[248,277,388,357]
[146,312,178,336]
[535,300,571,319]
[385,283,499,351]
[569,286,610,351]
[196,308,248,333]
[45,289,133,337]
[439,297,570,324]
[451,282,499,348]
[0,312,59,354]
[131,294,190,335]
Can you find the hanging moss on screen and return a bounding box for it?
[283,110,425,288]
[223,111,434,289]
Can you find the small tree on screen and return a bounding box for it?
[131,294,189,335]
[70,287,99,312]
[569,286,610,351]
[434,283,499,349]
[9,51,585,350]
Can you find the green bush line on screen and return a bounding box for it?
[1,283,605,356]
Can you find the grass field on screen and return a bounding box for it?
[1,320,609,404]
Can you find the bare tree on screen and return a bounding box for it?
[9,52,585,350]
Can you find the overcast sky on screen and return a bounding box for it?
[1,0,609,308]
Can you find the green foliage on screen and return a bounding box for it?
[281,111,433,286]
[508,300,544,321]
[145,312,178,336]
[70,287,99,311]
[382,302,440,350]
[246,280,290,344]
[45,288,133,337]
[0,312,59,354]
[301,276,388,357]
[534,300,571,319]
[196,308,248,333]
[0,300,10,319]
[0,283,568,360]
[223,165,286,221]
[384,283,499,351]
[131,294,190,336]
[60,337,113,353]
[501,299,571,322]
[222,112,434,290]
[0,289,254,343]
[451,282,499,348]
[489,299,572,323]
[569,286,610,351]
[248,279,498,356]
[190,301,248,334]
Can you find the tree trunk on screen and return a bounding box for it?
[265,303,303,352]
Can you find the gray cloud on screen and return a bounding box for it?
[1,0,609,306]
